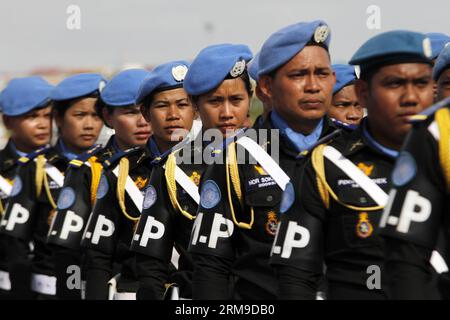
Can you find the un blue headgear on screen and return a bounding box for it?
[101,69,149,106]
[433,44,450,81]
[51,73,106,102]
[258,20,331,77]
[0,76,54,116]
[349,30,433,77]
[332,64,359,95]
[426,32,450,60]
[136,61,190,103]
[248,52,260,81]
[184,44,253,96]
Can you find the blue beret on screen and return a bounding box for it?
[101,69,149,106]
[332,64,359,94]
[0,76,54,116]
[426,32,450,60]
[433,44,450,80]
[184,44,253,96]
[349,30,433,74]
[136,61,190,103]
[51,73,106,101]
[258,20,331,77]
[248,52,260,81]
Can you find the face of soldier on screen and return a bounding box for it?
[195,77,250,137]
[55,97,104,154]
[142,87,195,153]
[3,105,52,153]
[357,63,433,150]
[259,45,335,134]
[329,84,364,125]
[436,68,450,100]
[104,104,151,151]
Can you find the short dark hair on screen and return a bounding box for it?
[190,69,253,105]
[53,92,100,118]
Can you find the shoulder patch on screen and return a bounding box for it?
[57,187,76,210]
[96,174,109,199]
[280,182,295,214]
[102,147,141,169]
[200,180,221,209]
[142,185,157,210]
[10,175,22,197]
[392,151,417,187]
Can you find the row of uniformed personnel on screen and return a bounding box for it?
[0,20,449,300]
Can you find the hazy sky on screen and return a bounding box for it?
[0,0,448,75]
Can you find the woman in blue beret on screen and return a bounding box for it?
[0,76,53,299]
[131,46,253,300]
[0,73,105,299]
[46,69,151,299]
[81,61,197,300]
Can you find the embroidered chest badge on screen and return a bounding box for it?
[189,171,201,186]
[265,210,279,236]
[134,176,148,190]
[356,212,373,238]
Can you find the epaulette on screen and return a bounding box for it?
[68,144,104,168]
[150,135,197,165]
[409,95,450,123]
[330,118,358,131]
[102,146,141,169]
[18,145,51,165]
[296,128,343,159]
[209,127,247,157]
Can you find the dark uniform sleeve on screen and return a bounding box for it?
[48,165,92,299]
[81,172,120,300]
[188,162,236,300]
[380,120,446,299]
[270,161,326,299]
[131,167,173,300]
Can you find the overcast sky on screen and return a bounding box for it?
[0,0,448,75]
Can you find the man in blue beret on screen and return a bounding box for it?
[271,30,435,299]
[188,21,338,300]
[380,42,450,300]
[328,64,364,126]
[0,76,53,299]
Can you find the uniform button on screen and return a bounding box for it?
[266,195,273,202]
[183,205,189,211]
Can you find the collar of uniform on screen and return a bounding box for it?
[0,139,21,171]
[56,139,82,161]
[147,136,162,158]
[96,135,117,163]
[360,118,399,159]
[259,112,336,158]
[44,145,68,166]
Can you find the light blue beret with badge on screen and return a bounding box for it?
[0,76,54,116]
[349,30,433,75]
[51,73,107,101]
[136,61,190,103]
[184,44,253,96]
[332,64,359,95]
[433,44,450,81]
[101,69,149,106]
[248,52,260,81]
[426,32,450,60]
[258,20,331,77]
